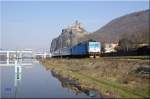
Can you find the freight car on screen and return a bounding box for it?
[51,40,101,58]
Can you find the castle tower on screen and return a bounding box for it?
[71,20,82,31]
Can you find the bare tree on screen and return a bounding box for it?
[118,38,134,52]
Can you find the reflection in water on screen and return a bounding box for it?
[12,59,33,87]
[1,58,33,98]
[14,73,21,98]
[14,60,22,87]
[51,70,100,98]
[14,72,21,86]
[8,59,32,98]
[1,59,100,98]
[14,60,23,98]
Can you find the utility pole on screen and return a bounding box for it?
[61,36,62,59]
[69,30,72,57]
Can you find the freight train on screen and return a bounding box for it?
[51,40,101,58]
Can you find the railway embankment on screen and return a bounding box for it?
[41,57,150,98]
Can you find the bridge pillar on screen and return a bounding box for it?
[20,51,22,63]
[44,53,47,59]
[6,51,9,65]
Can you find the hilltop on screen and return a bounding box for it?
[50,9,149,53]
[80,9,149,44]
[50,21,87,52]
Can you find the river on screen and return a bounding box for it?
[0,59,100,98]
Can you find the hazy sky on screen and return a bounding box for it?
[1,1,149,52]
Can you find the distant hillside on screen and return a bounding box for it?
[81,9,149,44]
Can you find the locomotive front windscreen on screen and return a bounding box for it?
[88,42,101,53]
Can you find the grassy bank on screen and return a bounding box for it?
[41,58,150,98]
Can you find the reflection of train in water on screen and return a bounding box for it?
[51,40,101,58]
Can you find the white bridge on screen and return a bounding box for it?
[0,50,34,66]
[0,50,51,66]
[0,50,34,58]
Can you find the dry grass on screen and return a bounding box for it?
[41,58,150,98]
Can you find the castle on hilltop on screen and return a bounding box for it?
[70,20,81,30]
[62,20,85,34]
[50,21,87,52]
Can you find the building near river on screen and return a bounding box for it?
[104,43,118,53]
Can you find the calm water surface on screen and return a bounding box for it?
[1,59,100,98]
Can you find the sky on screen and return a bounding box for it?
[0,0,149,52]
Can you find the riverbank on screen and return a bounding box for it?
[41,57,150,98]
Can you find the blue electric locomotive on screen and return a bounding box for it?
[51,40,101,58]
